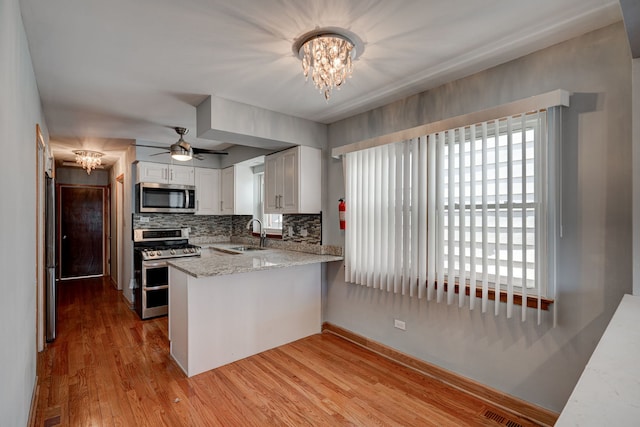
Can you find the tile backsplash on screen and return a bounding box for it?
[282,214,322,245]
[132,212,323,245]
[133,214,231,239]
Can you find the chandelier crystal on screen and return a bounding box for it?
[296,32,357,100]
[74,150,104,175]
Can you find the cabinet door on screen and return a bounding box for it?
[194,168,220,215]
[169,165,195,185]
[264,155,279,213]
[220,166,235,214]
[280,149,299,212]
[137,162,167,183]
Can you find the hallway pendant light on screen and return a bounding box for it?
[73,150,104,175]
[293,28,363,100]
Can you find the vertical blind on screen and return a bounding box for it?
[344,110,551,321]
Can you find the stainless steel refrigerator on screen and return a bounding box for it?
[45,174,57,342]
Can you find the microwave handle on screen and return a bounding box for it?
[185,189,190,210]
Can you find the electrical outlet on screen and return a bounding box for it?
[288,226,293,237]
[394,319,406,330]
[140,216,150,223]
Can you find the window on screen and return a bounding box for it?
[344,109,557,321]
[254,173,282,234]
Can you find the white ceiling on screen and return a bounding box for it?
[19,0,622,166]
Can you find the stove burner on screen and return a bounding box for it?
[133,228,201,260]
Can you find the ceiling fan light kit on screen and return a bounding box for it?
[132,127,228,161]
[293,27,363,100]
[170,127,193,161]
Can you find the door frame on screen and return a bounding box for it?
[57,184,109,280]
[116,173,124,290]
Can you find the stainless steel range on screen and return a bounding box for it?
[133,228,200,319]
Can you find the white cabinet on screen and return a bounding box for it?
[136,161,195,186]
[169,165,195,185]
[194,168,220,215]
[264,145,321,214]
[220,164,253,215]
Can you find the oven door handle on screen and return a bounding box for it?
[142,261,168,269]
[144,285,169,291]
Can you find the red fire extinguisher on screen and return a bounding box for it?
[338,198,346,230]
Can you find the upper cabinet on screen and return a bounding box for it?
[220,163,253,215]
[136,161,195,186]
[194,167,221,215]
[264,145,321,214]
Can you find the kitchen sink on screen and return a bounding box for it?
[229,246,266,252]
[209,245,268,255]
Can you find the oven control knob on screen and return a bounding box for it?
[183,248,189,254]
[170,249,176,255]
[155,251,162,256]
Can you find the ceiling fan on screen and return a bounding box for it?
[135,127,228,161]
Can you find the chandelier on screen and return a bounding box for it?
[73,150,104,175]
[294,29,361,100]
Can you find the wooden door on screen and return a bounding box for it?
[59,186,105,279]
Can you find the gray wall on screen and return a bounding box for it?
[323,23,632,412]
[0,0,48,424]
[56,166,110,185]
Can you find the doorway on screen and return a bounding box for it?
[58,185,106,279]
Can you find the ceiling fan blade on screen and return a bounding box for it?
[134,143,167,149]
[192,147,229,155]
[149,151,170,156]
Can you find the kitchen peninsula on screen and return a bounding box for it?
[167,244,342,377]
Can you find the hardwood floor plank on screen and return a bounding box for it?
[34,277,546,426]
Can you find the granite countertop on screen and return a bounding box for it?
[167,243,343,278]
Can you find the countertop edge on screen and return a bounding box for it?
[167,248,343,279]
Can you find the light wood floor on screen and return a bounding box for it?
[33,277,539,426]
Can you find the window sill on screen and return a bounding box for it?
[436,282,554,311]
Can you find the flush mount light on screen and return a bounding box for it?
[293,28,364,100]
[73,150,104,175]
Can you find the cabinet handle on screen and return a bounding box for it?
[220,200,223,211]
[278,195,283,209]
[275,195,279,209]
[196,200,199,211]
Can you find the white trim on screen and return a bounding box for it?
[331,89,570,158]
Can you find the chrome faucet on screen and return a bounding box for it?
[246,218,266,247]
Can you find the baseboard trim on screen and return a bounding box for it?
[27,375,39,427]
[121,292,134,309]
[109,276,119,290]
[322,322,558,427]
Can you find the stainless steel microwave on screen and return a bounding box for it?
[136,183,196,213]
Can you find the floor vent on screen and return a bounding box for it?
[484,410,506,423]
[483,409,524,427]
